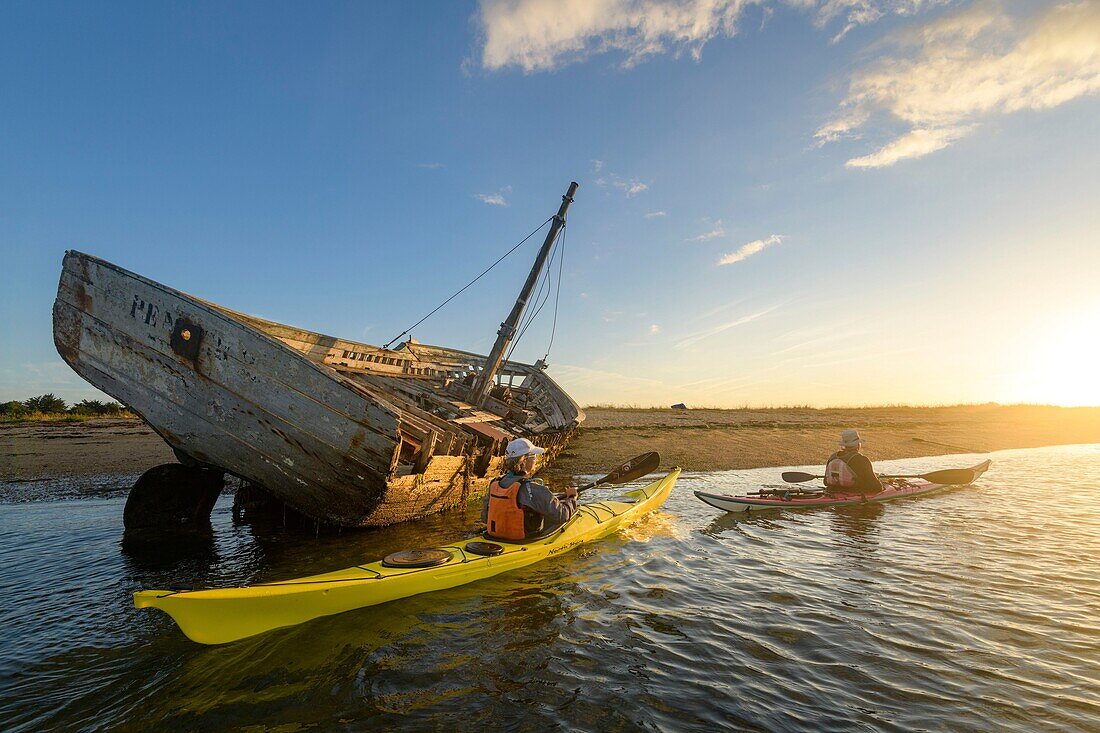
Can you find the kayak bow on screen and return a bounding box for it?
[694,460,990,514]
[135,468,680,644]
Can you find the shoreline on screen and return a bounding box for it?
[3,404,1099,483]
[549,404,1100,475]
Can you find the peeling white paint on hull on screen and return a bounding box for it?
[53,251,582,527]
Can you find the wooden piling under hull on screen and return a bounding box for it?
[53,251,582,527]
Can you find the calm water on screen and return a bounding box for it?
[1,445,1098,732]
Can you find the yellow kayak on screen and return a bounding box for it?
[135,468,680,644]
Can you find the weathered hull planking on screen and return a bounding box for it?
[53,251,583,526]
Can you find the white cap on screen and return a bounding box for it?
[506,438,545,459]
[839,429,863,448]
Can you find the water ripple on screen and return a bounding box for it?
[0,445,1098,731]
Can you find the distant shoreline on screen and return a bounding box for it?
[3,405,1099,482]
[547,403,1100,476]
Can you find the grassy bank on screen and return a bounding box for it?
[4,403,1098,483]
[1,394,135,424]
[0,411,139,424]
[547,404,1100,475]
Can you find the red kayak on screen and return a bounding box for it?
[694,460,991,513]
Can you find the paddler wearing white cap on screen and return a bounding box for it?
[481,438,579,541]
[824,429,884,495]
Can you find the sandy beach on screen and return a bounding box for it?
[1,419,175,481]
[4,404,1099,483]
[551,404,1100,475]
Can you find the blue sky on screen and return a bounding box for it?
[2,1,1098,408]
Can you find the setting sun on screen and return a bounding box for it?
[1010,303,1100,406]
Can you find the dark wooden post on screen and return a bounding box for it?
[467,181,578,406]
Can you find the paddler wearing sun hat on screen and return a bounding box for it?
[481,438,579,541]
[824,429,884,495]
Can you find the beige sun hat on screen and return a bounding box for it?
[839,429,863,448]
[506,438,545,459]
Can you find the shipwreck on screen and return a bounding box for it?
[54,182,583,527]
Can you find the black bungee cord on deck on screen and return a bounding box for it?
[383,217,554,349]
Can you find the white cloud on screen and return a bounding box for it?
[550,363,675,405]
[818,1,1100,167]
[551,361,774,405]
[591,158,604,171]
[811,0,952,43]
[620,180,648,196]
[476,0,946,72]
[645,210,668,218]
[685,220,726,242]
[610,175,648,196]
[718,233,783,265]
[688,296,746,323]
[674,306,777,349]
[592,170,647,196]
[418,162,445,169]
[770,328,864,356]
[844,125,973,168]
[475,185,512,206]
[650,324,662,334]
[478,0,746,72]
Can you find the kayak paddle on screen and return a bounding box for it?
[781,467,978,485]
[882,468,980,485]
[558,451,661,498]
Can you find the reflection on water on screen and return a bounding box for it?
[830,502,886,549]
[1,445,1099,731]
[120,527,218,577]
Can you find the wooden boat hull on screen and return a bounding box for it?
[53,251,582,526]
[694,460,991,513]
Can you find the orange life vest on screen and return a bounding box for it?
[486,477,527,541]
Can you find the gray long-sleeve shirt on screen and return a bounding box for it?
[481,472,577,537]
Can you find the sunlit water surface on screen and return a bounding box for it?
[1,445,1097,731]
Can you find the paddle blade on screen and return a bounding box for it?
[918,468,977,485]
[583,452,661,491]
[781,471,821,483]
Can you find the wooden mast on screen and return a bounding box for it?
[467,181,578,406]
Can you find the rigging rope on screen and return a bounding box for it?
[504,221,561,364]
[383,217,554,349]
[543,222,566,363]
[506,249,551,355]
